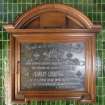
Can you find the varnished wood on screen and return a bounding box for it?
[4,25,101,33]
[14,4,93,29]
[4,4,101,104]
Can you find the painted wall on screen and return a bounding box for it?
[0,0,105,105]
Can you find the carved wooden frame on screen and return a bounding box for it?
[4,4,101,104]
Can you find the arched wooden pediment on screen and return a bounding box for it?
[14,4,93,29]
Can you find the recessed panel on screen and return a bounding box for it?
[20,43,85,91]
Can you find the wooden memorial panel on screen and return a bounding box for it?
[4,4,101,104]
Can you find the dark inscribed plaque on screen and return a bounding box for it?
[20,43,85,91]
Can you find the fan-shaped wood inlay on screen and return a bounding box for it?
[14,4,93,29]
